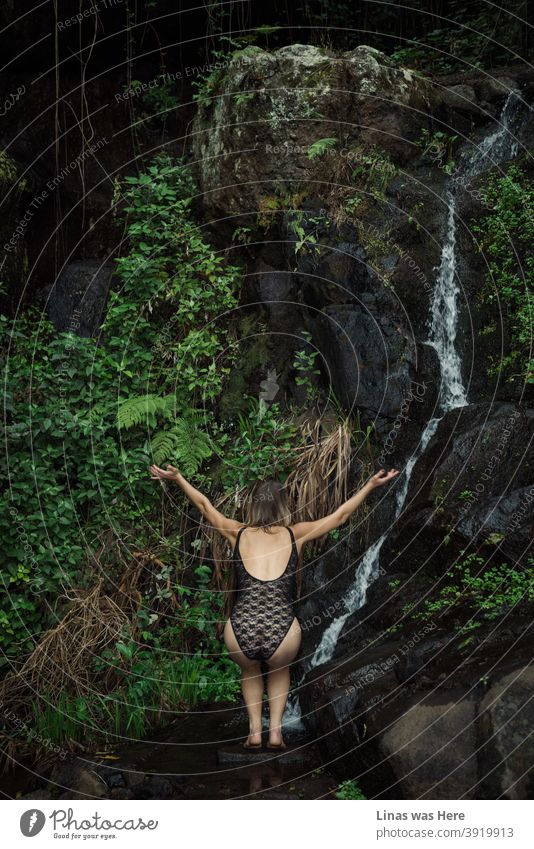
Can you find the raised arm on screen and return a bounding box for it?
[291,468,400,545]
[148,463,242,543]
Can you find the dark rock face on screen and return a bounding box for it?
[312,302,417,422]
[40,261,114,337]
[387,403,534,570]
[0,150,38,310]
[301,624,534,799]
[294,399,533,797]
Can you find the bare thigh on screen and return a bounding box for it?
[266,617,302,670]
[224,618,261,672]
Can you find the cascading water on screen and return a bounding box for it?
[283,90,525,715]
[427,89,523,411]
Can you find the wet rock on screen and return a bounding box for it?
[48,758,109,799]
[217,742,321,768]
[475,76,517,104]
[381,690,478,798]
[302,624,534,798]
[106,771,125,788]
[441,84,480,116]
[123,769,145,788]
[389,403,534,571]
[311,302,417,421]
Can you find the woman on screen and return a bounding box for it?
[149,463,399,749]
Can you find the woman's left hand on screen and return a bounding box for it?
[148,463,180,481]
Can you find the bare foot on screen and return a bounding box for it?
[244,729,262,747]
[268,727,285,747]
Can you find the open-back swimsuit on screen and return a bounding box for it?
[230,526,299,661]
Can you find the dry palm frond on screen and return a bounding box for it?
[116,550,180,616]
[0,582,128,711]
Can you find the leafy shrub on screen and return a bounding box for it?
[471,164,534,384]
[335,778,367,799]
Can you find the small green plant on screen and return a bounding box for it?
[191,37,243,106]
[388,578,401,590]
[307,137,338,160]
[349,145,398,197]
[335,778,367,800]
[232,226,252,245]
[293,331,321,404]
[416,128,458,174]
[287,210,330,261]
[459,490,474,501]
[233,91,255,107]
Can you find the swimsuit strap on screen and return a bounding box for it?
[234,526,246,559]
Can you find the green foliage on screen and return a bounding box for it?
[150,412,214,474]
[458,490,474,501]
[218,396,298,491]
[471,164,534,384]
[116,393,177,430]
[0,147,247,758]
[307,137,338,160]
[232,226,252,245]
[27,560,239,748]
[390,1,525,74]
[412,553,534,628]
[191,37,244,107]
[233,91,255,107]
[116,394,214,474]
[416,129,458,174]
[286,210,330,262]
[335,778,367,799]
[292,331,321,404]
[140,75,181,117]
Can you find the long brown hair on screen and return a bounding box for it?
[246,478,292,531]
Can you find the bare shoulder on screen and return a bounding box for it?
[221,523,246,546]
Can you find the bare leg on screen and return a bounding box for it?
[265,618,302,746]
[224,619,264,744]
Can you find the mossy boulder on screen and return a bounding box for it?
[192,44,439,227]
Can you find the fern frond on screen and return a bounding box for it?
[150,412,214,475]
[307,137,338,160]
[151,430,179,464]
[116,393,176,429]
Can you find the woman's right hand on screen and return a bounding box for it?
[369,468,400,488]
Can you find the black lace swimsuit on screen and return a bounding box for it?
[230,526,299,662]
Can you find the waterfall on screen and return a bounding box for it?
[309,415,440,668]
[428,89,523,413]
[283,89,525,726]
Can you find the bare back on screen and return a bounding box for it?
[234,525,301,581]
